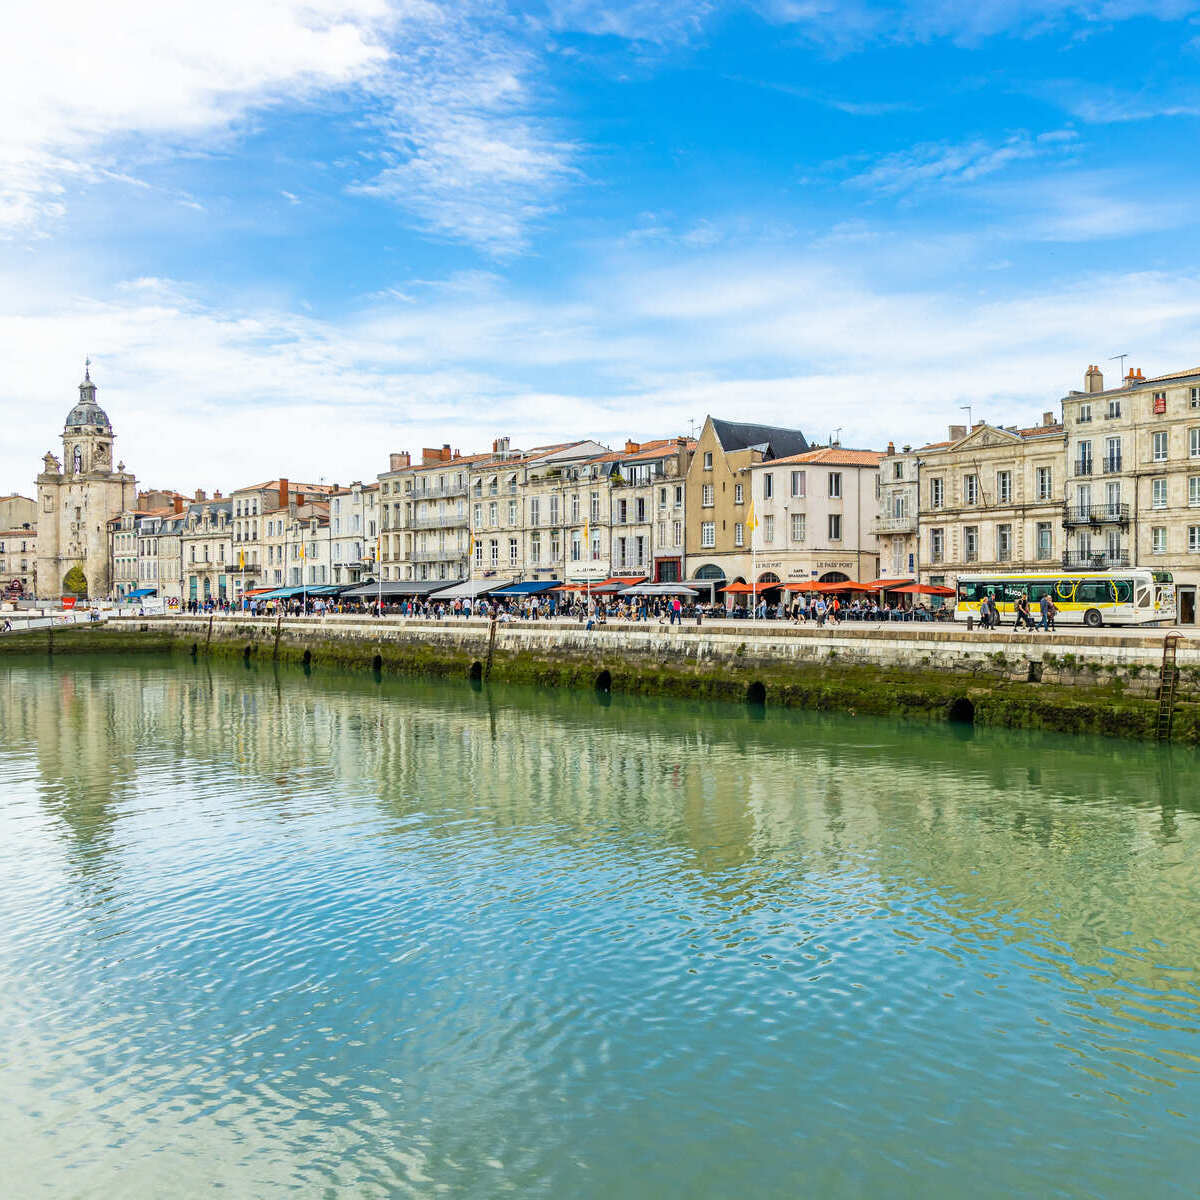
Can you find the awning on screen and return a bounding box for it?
[588,575,646,594]
[891,583,956,596]
[864,578,913,590]
[488,580,562,597]
[124,587,157,599]
[252,586,306,600]
[341,580,448,599]
[618,582,698,596]
[429,578,513,599]
[785,580,876,593]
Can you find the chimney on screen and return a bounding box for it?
[949,424,967,440]
[295,492,305,508]
[213,490,222,500]
[1043,412,1055,426]
[972,420,984,430]
[173,496,184,514]
[389,452,410,471]
[279,478,289,508]
[624,439,640,454]
[886,440,895,456]
[1136,367,1144,380]
[194,488,206,502]
[677,436,688,448]
[1125,368,1138,385]
[1085,364,1104,393]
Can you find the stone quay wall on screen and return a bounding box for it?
[56,613,1197,744]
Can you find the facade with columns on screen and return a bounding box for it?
[35,368,136,599]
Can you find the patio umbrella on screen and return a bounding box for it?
[891,583,955,596]
[720,581,756,594]
[786,580,874,593]
[863,578,913,590]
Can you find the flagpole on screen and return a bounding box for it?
[377,531,383,618]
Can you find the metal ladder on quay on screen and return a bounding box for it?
[1156,631,1185,743]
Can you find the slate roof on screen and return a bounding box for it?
[710,418,808,459]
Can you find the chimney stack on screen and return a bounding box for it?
[949,424,967,440]
[173,496,184,514]
[1043,412,1055,427]
[1085,364,1104,393]
[278,478,289,508]
[389,452,410,471]
[625,439,640,454]
[213,490,222,500]
[194,488,206,502]
[886,440,895,456]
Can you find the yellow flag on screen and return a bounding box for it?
[238,548,245,569]
[300,541,306,560]
[745,500,757,534]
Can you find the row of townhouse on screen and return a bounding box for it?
[874,363,1200,624]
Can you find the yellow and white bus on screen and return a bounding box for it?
[955,570,1175,628]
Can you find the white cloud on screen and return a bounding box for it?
[0,1,576,256]
[7,247,1200,495]
[756,0,1195,49]
[847,130,1078,195]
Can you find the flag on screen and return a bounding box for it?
[745,501,757,534]
[300,541,306,560]
[583,517,590,553]
[238,549,245,570]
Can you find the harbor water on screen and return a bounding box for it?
[2,654,1199,1197]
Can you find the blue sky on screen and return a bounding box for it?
[3,0,1200,492]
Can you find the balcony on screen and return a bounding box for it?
[1061,503,1130,527]
[410,548,466,563]
[408,513,469,530]
[1072,459,1094,477]
[1062,551,1130,570]
[873,513,916,534]
[411,483,468,500]
[1102,455,1123,474]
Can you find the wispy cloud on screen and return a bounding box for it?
[1039,80,1200,123]
[846,129,1078,195]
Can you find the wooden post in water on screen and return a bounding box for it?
[206,611,214,651]
[484,614,498,681]
[47,617,53,657]
[273,607,283,661]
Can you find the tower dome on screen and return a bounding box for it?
[65,361,111,430]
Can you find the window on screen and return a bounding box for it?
[1191,428,1200,458]
[1036,466,1053,501]
[1107,398,1122,419]
[488,501,498,526]
[763,473,774,499]
[508,500,518,525]
[701,521,715,548]
[701,484,714,507]
[549,495,559,524]
[1153,478,1168,509]
[529,532,540,564]
[734,483,744,504]
[1153,390,1167,415]
[1191,526,1200,553]
[1153,431,1169,462]
[490,539,499,565]
[1192,387,1200,409]
[997,470,1012,503]
[734,522,744,547]
[930,477,944,509]
[674,485,683,505]
[529,498,540,525]
[1153,527,1167,554]
[791,513,806,542]
[1104,437,1122,472]
[828,473,842,499]
[1036,522,1052,560]
[591,493,600,522]
[964,474,979,505]
[1078,403,1092,423]
[703,451,713,469]
[1076,440,1093,473]
[763,515,775,544]
[828,514,842,541]
[571,495,580,523]
[673,519,682,545]
[997,524,1012,561]
[893,461,904,480]
[965,526,978,562]
[791,470,806,497]
[1191,476,1200,508]
[930,528,944,563]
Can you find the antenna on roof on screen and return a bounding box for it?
[688,419,698,439]
[960,403,972,427]
[1109,352,1128,378]
[832,427,842,447]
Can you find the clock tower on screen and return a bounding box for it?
[35,364,136,599]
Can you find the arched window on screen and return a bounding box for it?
[72,445,83,473]
[693,563,725,581]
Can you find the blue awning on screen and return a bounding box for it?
[124,587,157,599]
[488,580,561,597]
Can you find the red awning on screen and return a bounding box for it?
[785,580,876,593]
[890,583,955,596]
[863,578,913,590]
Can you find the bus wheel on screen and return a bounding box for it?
[1084,608,1102,628]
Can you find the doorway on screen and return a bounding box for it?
[1179,586,1196,625]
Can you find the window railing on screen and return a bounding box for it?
[1102,455,1123,473]
[1061,503,1130,526]
[1062,550,1129,570]
[1073,459,1093,477]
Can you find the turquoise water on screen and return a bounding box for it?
[1,655,1199,1198]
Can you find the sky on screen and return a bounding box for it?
[4,0,1200,494]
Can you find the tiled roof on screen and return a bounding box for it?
[771,447,884,467]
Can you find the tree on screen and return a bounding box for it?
[62,564,88,598]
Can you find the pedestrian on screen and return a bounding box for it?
[1039,593,1057,632]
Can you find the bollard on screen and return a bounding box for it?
[967,615,974,632]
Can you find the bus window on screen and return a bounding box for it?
[1028,583,1054,603]
[1112,579,1133,604]
[958,582,990,603]
[1076,581,1110,604]
[1136,588,1151,608]
[998,583,1027,603]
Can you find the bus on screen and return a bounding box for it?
[955,570,1175,628]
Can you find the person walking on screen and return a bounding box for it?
[1039,593,1057,632]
